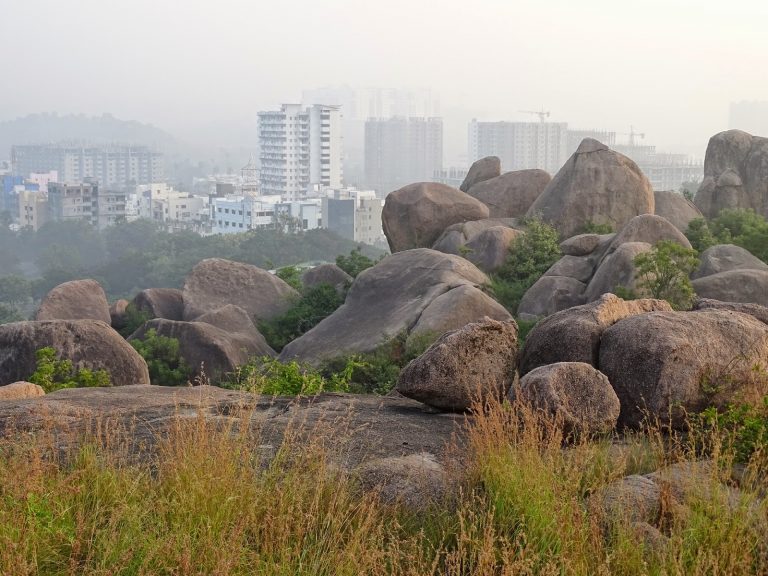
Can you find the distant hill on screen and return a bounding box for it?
[0,113,177,158]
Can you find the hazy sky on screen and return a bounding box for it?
[2,0,767,160]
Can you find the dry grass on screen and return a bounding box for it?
[0,397,765,575]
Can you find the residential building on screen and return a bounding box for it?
[364,117,443,197]
[729,101,768,137]
[433,166,468,189]
[275,199,322,232]
[136,183,210,231]
[322,188,384,246]
[47,181,127,229]
[469,120,568,174]
[27,171,58,193]
[1,175,39,221]
[212,194,281,234]
[258,104,343,201]
[18,189,48,231]
[11,144,164,187]
[614,145,704,191]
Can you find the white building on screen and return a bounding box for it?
[321,187,384,246]
[136,183,210,231]
[47,181,127,230]
[258,104,343,201]
[212,194,281,234]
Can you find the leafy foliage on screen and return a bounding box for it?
[579,220,614,234]
[685,217,718,252]
[698,397,768,463]
[275,266,302,291]
[335,247,381,278]
[259,284,345,352]
[630,240,699,310]
[490,219,561,313]
[0,303,24,325]
[227,356,360,395]
[117,303,152,338]
[685,209,768,262]
[129,329,191,386]
[28,347,111,393]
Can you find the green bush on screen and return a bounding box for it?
[335,247,381,278]
[630,240,699,310]
[28,347,111,393]
[117,302,152,338]
[129,329,191,386]
[0,303,24,325]
[686,209,768,262]
[698,397,768,463]
[227,356,360,395]
[490,219,561,314]
[275,265,302,291]
[259,284,345,352]
[579,220,614,234]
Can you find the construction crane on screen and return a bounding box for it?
[618,126,646,147]
[519,108,551,123]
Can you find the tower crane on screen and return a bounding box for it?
[519,108,551,123]
[617,126,646,147]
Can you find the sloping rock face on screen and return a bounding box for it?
[519,294,673,376]
[691,269,768,307]
[691,244,768,280]
[382,183,489,252]
[510,362,620,435]
[133,288,185,321]
[584,242,652,302]
[302,264,352,292]
[182,258,298,322]
[517,276,587,321]
[279,249,493,366]
[560,233,614,257]
[526,139,654,238]
[654,190,703,232]
[599,309,768,428]
[0,320,150,387]
[466,169,551,218]
[0,382,45,401]
[693,298,768,325]
[129,313,275,381]
[694,130,768,218]
[604,214,691,255]
[464,226,523,273]
[35,279,111,323]
[460,156,501,192]
[432,218,520,255]
[397,318,518,411]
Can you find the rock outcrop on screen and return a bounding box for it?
[599,309,768,428]
[603,214,691,255]
[583,242,652,302]
[301,264,352,292]
[526,139,654,238]
[463,226,522,273]
[654,190,703,232]
[560,233,614,257]
[182,258,298,322]
[691,269,768,307]
[510,362,620,435]
[382,183,489,252]
[0,381,45,401]
[35,279,111,323]
[132,288,185,321]
[109,299,130,330]
[432,218,520,255]
[0,320,150,387]
[460,156,501,192]
[519,294,673,376]
[466,169,550,218]
[693,298,768,325]
[355,453,450,510]
[396,318,518,411]
[694,130,768,218]
[517,276,587,321]
[691,244,768,280]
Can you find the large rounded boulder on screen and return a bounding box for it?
[517,276,587,321]
[382,183,489,252]
[466,169,551,218]
[599,309,768,428]
[654,191,703,232]
[35,279,111,323]
[691,269,768,307]
[301,264,352,292]
[603,214,691,256]
[460,156,501,192]
[691,244,768,280]
[396,318,518,411]
[432,218,520,255]
[279,249,499,366]
[526,139,654,238]
[182,258,298,322]
[584,242,652,302]
[463,226,523,273]
[0,320,150,387]
[132,288,185,321]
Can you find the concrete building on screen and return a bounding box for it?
[433,166,468,189]
[258,104,343,201]
[27,171,58,193]
[11,144,164,187]
[321,188,384,246]
[18,189,48,231]
[212,195,281,234]
[364,117,443,197]
[47,181,127,229]
[469,120,567,174]
[614,145,704,191]
[729,101,768,137]
[136,183,210,231]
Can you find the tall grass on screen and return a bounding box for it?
[0,397,765,575]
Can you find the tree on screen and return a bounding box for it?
[685,218,716,252]
[336,247,380,278]
[632,240,699,310]
[0,275,31,305]
[679,180,701,202]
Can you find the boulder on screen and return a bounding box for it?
[408,284,511,345]
[0,320,150,387]
[460,156,501,192]
[560,233,615,257]
[109,299,130,330]
[432,218,520,255]
[464,226,522,272]
[279,249,492,366]
[691,269,768,307]
[694,130,768,218]
[396,318,518,411]
[519,294,673,375]
[466,169,551,218]
[510,362,620,435]
[516,276,586,321]
[604,214,691,257]
[693,298,768,325]
[691,244,768,280]
[34,279,111,323]
[589,474,662,526]
[526,139,654,238]
[543,255,595,284]
[132,288,185,321]
[0,381,45,401]
[301,264,352,292]
[182,258,298,322]
[599,309,768,428]
[654,190,703,232]
[584,242,652,302]
[129,313,275,381]
[382,183,489,252]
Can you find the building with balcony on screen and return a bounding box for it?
[47,181,127,229]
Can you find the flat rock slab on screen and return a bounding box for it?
[0,386,467,469]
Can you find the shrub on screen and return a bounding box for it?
[630,240,699,310]
[129,329,191,386]
[227,356,360,395]
[698,398,768,464]
[686,209,768,262]
[335,247,380,278]
[0,303,24,325]
[275,265,302,291]
[579,220,614,234]
[28,347,111,393]
[117,302,151,338]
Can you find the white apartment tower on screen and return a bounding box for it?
[258,104,342,200]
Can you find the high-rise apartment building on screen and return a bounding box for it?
[469,120,568,174]
[614,145,703,191]
[258,104,343,201]
[364,117,443,196]
[11,144,164,187]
